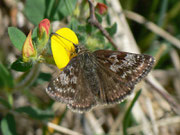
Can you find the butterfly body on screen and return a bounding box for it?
[46,45,155,112]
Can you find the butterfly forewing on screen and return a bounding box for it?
[46,55,97,112]
[93,50,155,104]
[94,50,154,84]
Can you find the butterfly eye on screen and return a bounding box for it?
[74,44,79,53]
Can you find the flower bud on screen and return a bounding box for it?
[96,3,108,15]
[37,18,51,52]
[38,18,50,39]
[22,30,36,62]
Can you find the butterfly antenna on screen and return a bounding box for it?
[51,32,76,44]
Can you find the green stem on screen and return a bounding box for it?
[49,0,60,21]
[154,0,168,41]
[157,0,168,27]
[123,89,142,135]
[14,63,40,90]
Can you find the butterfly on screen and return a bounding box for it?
[46,34,155,113]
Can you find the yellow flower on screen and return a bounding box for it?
[51,28,79,69]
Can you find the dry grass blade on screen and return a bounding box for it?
[126,116,180,134]
[146,98,159,135]
[146,74,180,115]
[108,0,140,52]
[170,49,180,100]
[85,112,105,134]
[110,116,180,134]
[124,10,180,50]
[47,122,83,135]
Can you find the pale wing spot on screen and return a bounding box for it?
[127,70,132,74]
[63,89,66,93]
[109,54,125,72]
[57,88,62,92]
[110,65,118,72]
[104,60,109,64]
[71,89,75,93]
[67,87,71,92]
[45,88,49,93]
[121,73,127,78]
[110,64,124,72]
[68,66,74,75]
[59,72,70,85]
[54,86,58,90]
[133,69,138,73]
[70,76,77,84]
[137,61,144,70]
[124,54,136,66]
[109,55,119,63]
[53,80,56,85]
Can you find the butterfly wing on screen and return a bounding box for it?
[46,56,97,112]
[93,50,155,104]
[46,48,155,111]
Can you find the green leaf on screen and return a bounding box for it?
[68,18,79,31]
[95,13,103,23]
[0,62,14,88]
[76,32,86,45]
[8,27,26,51]
[7,94,13,108]
[33,72,51,86]
[15,106,54,120]
[58,0,77,17]
[78,25,86,33]
[24,0,46,25]
[85,24,94,34]
[96,0,104,3]
[0,96,11,109]
[32,26,38,40]
[1,114,17,135]
[106,23,117,36]
[48,0,61,20]
[123,89,142,135]
[11,58,32,72]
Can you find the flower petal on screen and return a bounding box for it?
[51,28,79,69]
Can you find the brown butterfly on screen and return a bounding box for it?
[46,35,155,113]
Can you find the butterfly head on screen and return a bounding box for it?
[74,44,88,55]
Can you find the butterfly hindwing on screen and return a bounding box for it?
[94,63,134,104]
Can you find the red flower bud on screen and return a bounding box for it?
[38,18,50,39]
[96,3,108,15]
[37,18,51,52]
